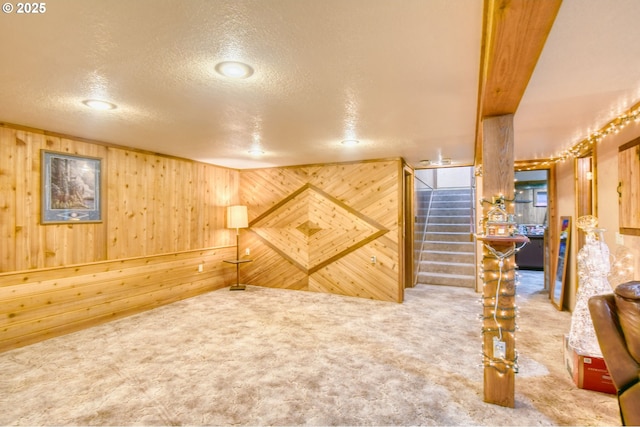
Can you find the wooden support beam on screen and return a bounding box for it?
[481,114,516,407]
[475,0,562,165]
[474,0,562,406]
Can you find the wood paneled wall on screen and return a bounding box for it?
[1,125,239,270]
[107,148,237,258]
[1,127,109,270]
[239,160,403,302]
[0,123,239,352]
[0,247,236,352]
[515,187,547,225]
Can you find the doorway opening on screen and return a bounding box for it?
[514,169,549,294]
[413,166,475,288]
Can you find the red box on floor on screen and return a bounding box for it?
[563,334,616,395]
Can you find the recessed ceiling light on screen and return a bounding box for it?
[82,99,117,111]
[341,139,359,146]
[215,61,254,79]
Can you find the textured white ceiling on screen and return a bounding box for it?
[515,0,640,160]
[0,0,639,169]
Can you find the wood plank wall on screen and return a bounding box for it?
[514,187,547,225]
[1,127,109,269]
[239,160,402,302]
[0,247,236,352]
[107,148,237,258]
[0,123,239,353]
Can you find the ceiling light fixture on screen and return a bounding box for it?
[82,99,117,111]
[419,158,451,166]
[215,61,254,79]
[341,139,359,146]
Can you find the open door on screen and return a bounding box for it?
[575,152,596,250]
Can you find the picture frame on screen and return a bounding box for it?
[41,150,102,223]
[534,189,548,207]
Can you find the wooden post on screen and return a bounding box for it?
[482,114,516,407]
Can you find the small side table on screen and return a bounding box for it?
[224,259,252,291]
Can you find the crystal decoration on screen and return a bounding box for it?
[609,245,635,288]
[568,216,612,357]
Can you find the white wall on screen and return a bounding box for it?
[416,166,473,189]
[415,169,435,189]
[597,123,640,282]
[436,167,472,188]
[556,120,640,311]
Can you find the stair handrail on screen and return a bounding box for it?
[470,173,476,236]
[414,176,435,286]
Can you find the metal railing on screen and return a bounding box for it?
[413,176,434,286]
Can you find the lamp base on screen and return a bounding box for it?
[230,284,246,291]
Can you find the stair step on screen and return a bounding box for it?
[415,187,475,289]
[431,200,471,206]
[424,232,473,242]
[416,271,475,288]
[434,191,471,195]
[427,216,471,224]
[419,260,475,275]
[416,192,434,200]
[419,250,475,263]
[424,224,470,233]
[418,201,471,207]
[433,199,472,203]
[430,204,472,210]
[422,241,475,252]
[430,208,472,216]
[423,248,475,255]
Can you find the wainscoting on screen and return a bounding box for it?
[0,122,240,353]
[0,247,236,353]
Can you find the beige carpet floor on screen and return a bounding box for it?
[0,273,619,426]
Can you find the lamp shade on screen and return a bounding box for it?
[227,205,248,229]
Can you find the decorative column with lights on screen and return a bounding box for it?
[478,114,528,408]
[478,197,528,407]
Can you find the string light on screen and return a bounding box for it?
[609,245,635,287]
[476,196,529,374]
[520,101,640,168]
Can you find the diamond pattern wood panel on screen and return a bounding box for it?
[240,159,402,302]
[250,184,388,273]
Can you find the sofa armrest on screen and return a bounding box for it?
[589,294,640,390]
[619,382,640,426]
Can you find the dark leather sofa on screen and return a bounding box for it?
[589,281,640,426]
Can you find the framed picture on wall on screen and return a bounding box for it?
[41,150,102,223]
[534,189,548,207]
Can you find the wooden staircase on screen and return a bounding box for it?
[415,188,476,288]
